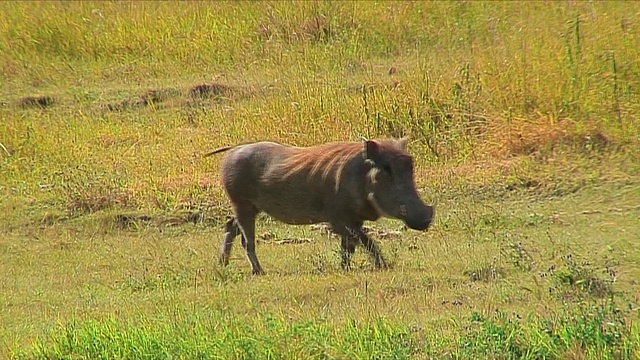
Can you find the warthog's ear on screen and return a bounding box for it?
[398,136,409,151]
[363,139,379,163]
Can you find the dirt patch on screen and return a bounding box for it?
[100,87,181,112]
[157,211,203,227]
[188,83,233,98]
[18,95,55,109]
[113,210,219,230]
[505,178,540,192]
[114,214,153,230]
[184,83,262,108]
[140,88,181,103]
[97,83,261,113]
[41,212,69,226]
[67,188,135,214]
[362,225,403,239]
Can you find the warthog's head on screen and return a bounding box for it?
[363,138,434,231]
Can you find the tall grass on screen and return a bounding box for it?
[1,1,638,215]
[2,2,638,128]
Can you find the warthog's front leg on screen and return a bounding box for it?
[331,223,358,269]
[353,227,388,269]
[332,222,387,270]
[339,235,359,269]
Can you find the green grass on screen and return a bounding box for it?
[1,1,640,359]
[9,299,640,359]
[12,313,416,360]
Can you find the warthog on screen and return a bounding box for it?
[204,137,434,275]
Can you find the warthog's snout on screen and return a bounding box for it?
[405,205,434,231]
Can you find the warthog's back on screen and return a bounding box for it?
[218,141,371,225]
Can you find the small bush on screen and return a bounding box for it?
[457,297,635,360]
[548,254,617,299]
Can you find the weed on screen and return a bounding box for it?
[502,241,536,272]
[464,264,505,283]
[545,254,617,299]
[52,165,135,216]
[458,297,634,359]
[123,267,191,292]
[211,266,246,286]
[308,252,328,275]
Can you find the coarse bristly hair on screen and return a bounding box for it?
[276,139,405,192]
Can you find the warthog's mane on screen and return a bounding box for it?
[277,140,402,192]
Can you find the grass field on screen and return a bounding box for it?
[1,1,640,359]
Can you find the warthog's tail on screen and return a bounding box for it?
[202,146,234,158]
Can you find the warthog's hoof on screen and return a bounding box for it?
[252,268,266,276]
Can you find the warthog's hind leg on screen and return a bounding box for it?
[233,202,265,275]
[219,216,242,266]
